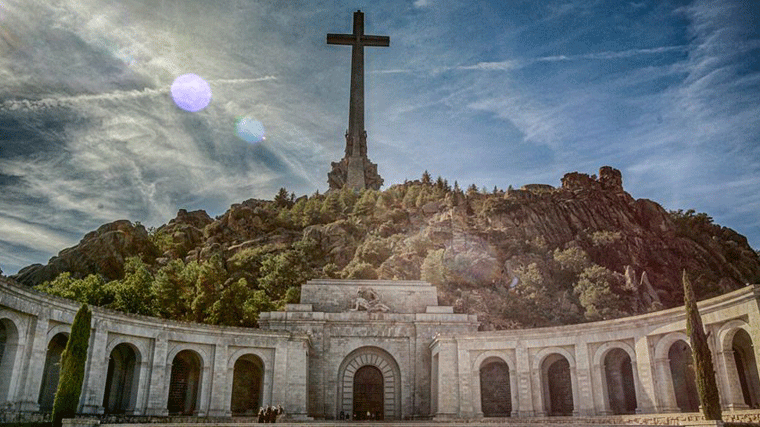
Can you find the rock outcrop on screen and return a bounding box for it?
[14,220,160,285]
[13,166,760,329]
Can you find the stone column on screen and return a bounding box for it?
[471,368,483,418]
[131,358,149,415]
[654,357,679,412]
[633,336,657,413]
[717,349,749,409]
[16,312,49,412]
[432,338,459,419]
[144,333,169,416]
[573,343,594,416]
[515,343,534,417]
[197,346,213,417]
[457,346,473,417]
[207,343,229,417]
[283,339,311,420]
[80,321,108,414]
[271,342,288,408]
[591,362,611,415]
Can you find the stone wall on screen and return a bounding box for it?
[0,278,310,419]
[430,285,760,420]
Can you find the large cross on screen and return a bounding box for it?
[327,10,389,160]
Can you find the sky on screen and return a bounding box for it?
[1,0,759,275]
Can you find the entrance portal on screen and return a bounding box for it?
[353,366,383,420]
[337,346,401,420]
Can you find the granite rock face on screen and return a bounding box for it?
[13,220,160,285]
[13,166,760,329]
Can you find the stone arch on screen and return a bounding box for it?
[533,347,577,416]
[479,356,513,417]
[0,315,22,403]
[103,342,141,414]
[337,346,401,420]
[592,342,638,415]
[718,320,760,408]
[227,348,273,412]
[471,351,516,417]
[668,340,699,412]
[652,332,690,412]
[39,332,69,412]
[230,353,265,415]
[167,349,204,415]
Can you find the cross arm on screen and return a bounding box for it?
[361,35,390,47]
[327,33,354,45]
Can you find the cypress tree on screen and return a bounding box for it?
[52,304,92,427]
[683,271,722,420]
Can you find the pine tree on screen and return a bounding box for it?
[52,304,92,427]
[683,270,722,421]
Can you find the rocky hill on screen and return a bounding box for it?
[13,166,760,329]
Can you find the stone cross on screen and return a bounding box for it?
[326,10,387,191]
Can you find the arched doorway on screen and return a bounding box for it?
[231,354,264,415]
[732,329,760,407]
[0,319,20,402]
[543,354,573,416]
[480,358,511,417]
[103,343,138,414]
[337,347,401,420]
[668,340,699,412]
[604,348,637,414]
[353,366,383,420]
[167,350,202,415]
[39,333,68,412]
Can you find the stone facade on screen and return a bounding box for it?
[1,277,759,421]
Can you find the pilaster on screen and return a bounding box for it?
[207,343,229,417]
[80,320,108,414]
[633,335,657,413]
[16,311,49,412]
[573,343,594,416]
[515,342,534,417]
[144,333,168,416]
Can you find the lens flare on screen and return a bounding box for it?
[236,117,266,143]
[170,73,212,112]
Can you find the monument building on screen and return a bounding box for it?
[1,10,760,425]
[1,276,760,422]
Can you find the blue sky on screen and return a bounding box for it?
[1,0,759,275]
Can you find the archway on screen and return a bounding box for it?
[103,343,139,414]
[668,340,699,412]
[337,347,402,420]
[353,366,383,420]
[732,329,760,407]
[167,350,202,415]
[0,318,20,402]
[231,354,264,415]
[604,348,637,414]
[39,333,68,412]
[480,358,511,417]
[543,354,573,416]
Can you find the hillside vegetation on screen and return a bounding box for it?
[14,167,760,330]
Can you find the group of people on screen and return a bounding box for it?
[338,410,382,421]
[256,404,283,423]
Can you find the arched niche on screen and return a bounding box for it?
[103,342,140,414]
[167,349,203,415]
[479,357,512,417]
[230,354,264,415]
[38,332,69,412]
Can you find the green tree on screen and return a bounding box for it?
[574,265,625,321]
[258,239,317,303]
[353,190,377,217]
[210,278,256,326]
[321,190,343,222]
[153,259,196,320]
[683,271,722,420]
[36,273,110,306]
[51,304,91,427]
[103,257,155,315]
[273,187,293,208]
[421,249,445,287]
[191,254,228,322]
[421,170,432,185]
